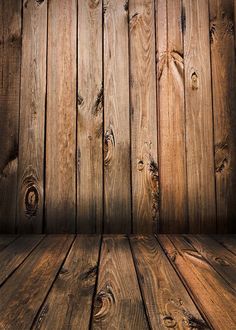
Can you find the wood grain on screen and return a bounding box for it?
[0,0,21,233]
[92,236,149,329]
[183,0,216,232]
[33,235,100,330]
[0,235,18,252]
[0,235,74,329]
[209,0,236,233]
[77,1,103,233]
[17,0,47,233]
[130,235,208,329]
[129,0,158,233]
[46,0,77,233]
[103,0,131,233]
[213,235,236,255]
[158,234,236,329]
[156,0,187,233]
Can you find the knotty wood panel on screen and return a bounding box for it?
[129,0,158,233]
[156,0,187,233]
[184,0,216,233]
[17,0,47,233]
[103,0,132,233]
[209,0,236,233]
[46,0,77,233]
[77,1,103,233]
[0,0,21,233]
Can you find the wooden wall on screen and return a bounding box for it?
[0,0,236,234]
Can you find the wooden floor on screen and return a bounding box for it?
[0,235,235,329]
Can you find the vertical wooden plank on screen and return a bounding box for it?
[0,0,21,233]
[77,1,103,233]
[104,0,131,233]
[129,0,158,233]
[17,0,47,233]
[157,0,187,233]
[209,0,236,233]
[184,0,216,232]
[46,0,77,233]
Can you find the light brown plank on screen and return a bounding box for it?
[0,235,44,286]
[92,236,149,329]
[77,0,103,233]
[0,235,18,252]
[46,0,77,233]
[158,235,236,329]
[130,235,208,329]
[213,235,236,255]
[0,235,74,329]
[104,0,131,233]
[209,0,236,233]
[184,0,216,232]
[130,0,158,233]
[0,0,21,233]
[33,235,100,330]
[156,0,187,232]
[17,0,47,233]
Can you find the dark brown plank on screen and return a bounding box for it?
[158,235,236,329]
[17,0,47,233]
[92,236,149,329]
[209,0,236,233]
[0,235,44,286]
[212,235,236,255]
[184,235,236,291]
[130,235,208,329]
[0,235,74,329]
[33,235,100,330]
[0,0,22,233]
[0,235,18,252]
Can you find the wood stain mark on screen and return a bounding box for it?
[182,310,208,329]
[124,0,128,12]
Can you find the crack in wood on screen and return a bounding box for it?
[34,304,49,329]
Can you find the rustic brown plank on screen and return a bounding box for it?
[33,235,100,329]
[92,236,149,329]
[0,235,44,286]
[0,0,21,233]
[184,235,236,291]
[77,0,103,233]
[130,235,208,329]
[0,235,18,252]
[17,0,47,233]
[184,0,216,232]
[158,235,236,329]
[46,0,77,233]
[213,235,236,255]
[209,0,236,233]
[130,0,158,233]
[0,235,74,329]
[104,0,131,233]
[156,0,187,233]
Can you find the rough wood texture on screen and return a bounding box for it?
[130,235,208,329]
[17,0,47,233]
[0,235,74,329]
[209,0,236,233]
[0,235,17,252]
[33,236,100,329]
[156,0,187,233]
[158,235,236,329]
[0,0,21,233]
[103,0,132,233]
[213,234,236,255]
[77,0,103,233]
[184,0,216,232]
[130,0,158,233]
[46,0,77,233]
[92,236,149,329]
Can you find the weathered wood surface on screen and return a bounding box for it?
[0,235,18,252]
[77,0,103,233]
[103,0,131,233]
[210,0,236,233]
[0,0,21,233]
[156,0,187,233]
[130,0,158,233]
[46,0,77,233]
[17,0,47,233]
[213,235,236,255]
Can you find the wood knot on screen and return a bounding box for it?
[89,0,100,9]
[124,0,128,11]
[215,257,230,266]
[163,315,177,328]
[137,160,144,171]
[94,286,115,319]
[191,72,199,90]
[92,85,103,115]
[25,186,39,218]
[215,141,229,174]
[104,127,115,166]
[80,265,97,281]
[78,93,84,106]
